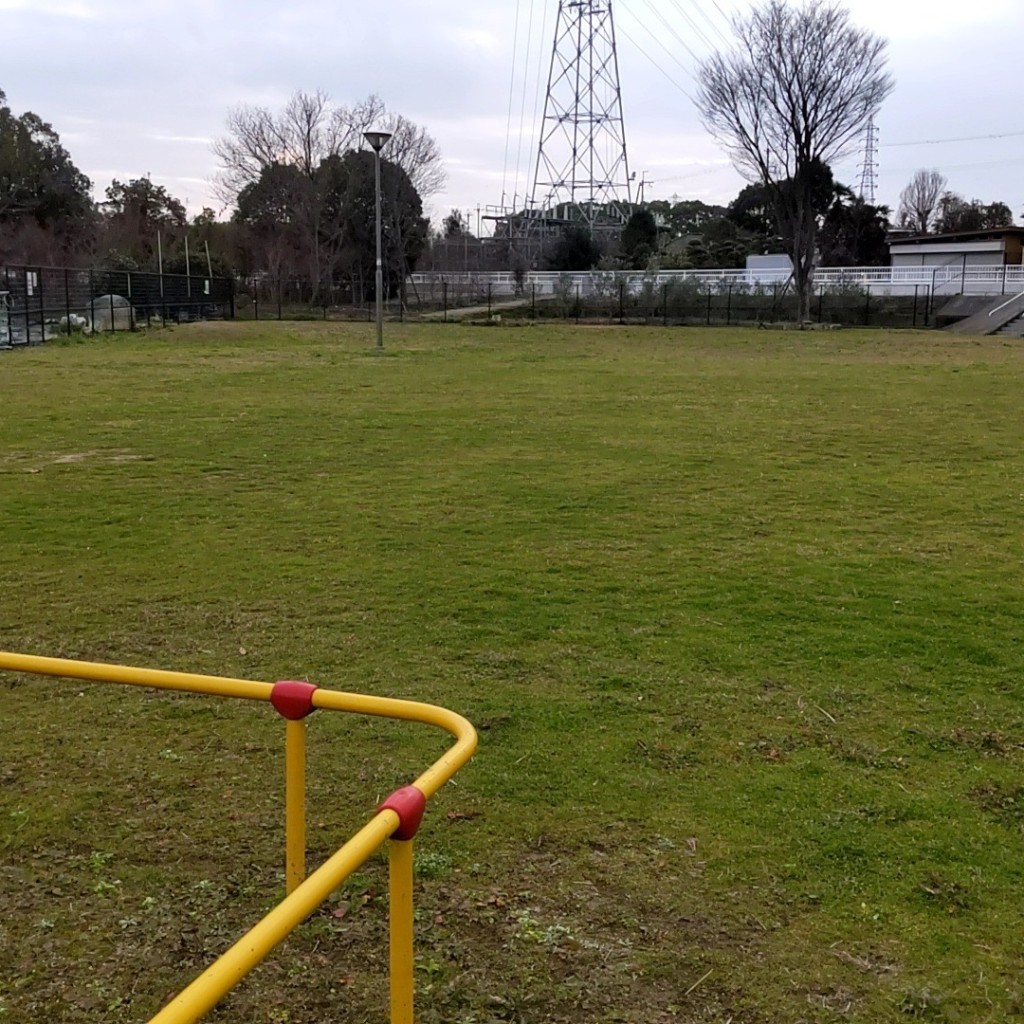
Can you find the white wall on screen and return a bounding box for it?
[893,252,1005,268]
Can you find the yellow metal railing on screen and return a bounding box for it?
[0,650,478,1024]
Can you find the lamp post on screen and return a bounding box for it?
[363,130,393,351]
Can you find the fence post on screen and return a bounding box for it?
[961,254,967,296]
[253,281,259,321]
[25,269,32,344]
[575,283,580,324]
[532,283,536,319]
[64,268,72,335]
[912,284,918,328]
[817,283,824,323]
[89,270,95,334]
[126,272,135,330]
[726,282,732,326]
[487,282,492,319]
[1002,264,1008,296]
[706,287,712,326]
[864,284,871,327]
[663,282,668,327]
[110,292,116,334]
[443,281,448,322]
[277,280,282,321]
[619,281,625,324]
[772,282,778,318]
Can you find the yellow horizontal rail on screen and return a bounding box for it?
[312,688,476,800]
[0,650,478,1024]
[0,650,273,702]
[149,809,402,1024]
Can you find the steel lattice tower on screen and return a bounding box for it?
[858,117,879,205]
[528,0,632,231]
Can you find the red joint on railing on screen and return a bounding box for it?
[378,785,427,841]
[271,680,318,720]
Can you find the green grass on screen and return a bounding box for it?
[2,321,1023,1023]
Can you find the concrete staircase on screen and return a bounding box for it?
[994,311,1024,337]
[943,293,1024,335]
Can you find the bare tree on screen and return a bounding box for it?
[214,91,444,297]
[214,92,371,203]
[696,0,893,321]
[213,91,443,205]
[386,114,446,202]
[896,170,947,235]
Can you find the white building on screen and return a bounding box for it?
[888,227,1024,269]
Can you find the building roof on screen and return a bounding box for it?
[890,226,1024,247]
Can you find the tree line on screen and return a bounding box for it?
[0,88,443,304]
[896,169,1012,235]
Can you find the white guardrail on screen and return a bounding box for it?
[409,265,1024,299]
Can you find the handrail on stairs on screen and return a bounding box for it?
[987,289,1024,317]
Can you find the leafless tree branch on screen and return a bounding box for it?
[696,0,894,320]
[897,170,946,234]
[212,91,445,207]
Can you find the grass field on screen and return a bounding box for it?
[2,321,1023,1023]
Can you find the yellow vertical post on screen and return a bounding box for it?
[285,719,307,894]
[389,839,416,1024]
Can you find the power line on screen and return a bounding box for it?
[882,129,1024,148]
[501,0,523,207]
[512,0,538,209]
[707,0,735,27]
[615,20,696,99]
[525,0,552,209]
[623,0,704,68]
[669,0,729,51]
[655,164,735,184]
[618,3,698,88]
[651,0,715,54]
[886,157,1024,173]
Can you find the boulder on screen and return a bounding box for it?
[90,295,134,332]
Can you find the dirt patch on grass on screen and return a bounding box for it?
[51,450,147,465]
[969,782,1024,828]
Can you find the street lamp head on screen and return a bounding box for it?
[363,130,393,153]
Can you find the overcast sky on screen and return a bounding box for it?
[2,0,1022,232]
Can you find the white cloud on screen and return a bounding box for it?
[0,0,97,16]
[843,0,1017,38]
[144,134,213,145]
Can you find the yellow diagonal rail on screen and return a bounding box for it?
[0,650,478,1024]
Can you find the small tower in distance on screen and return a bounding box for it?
[858,117,879,205]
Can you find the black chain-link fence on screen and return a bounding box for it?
[232,277,409,323]
[0,266,937,346]
[416,277,934,329]
[0,265,234,347]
